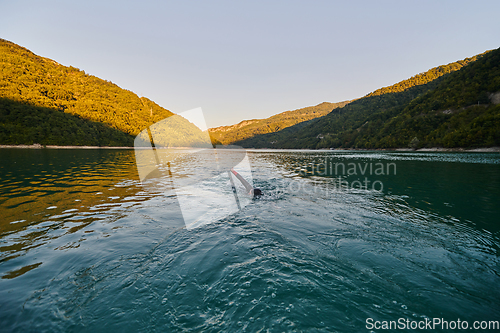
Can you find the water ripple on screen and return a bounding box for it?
[0,149,499,332]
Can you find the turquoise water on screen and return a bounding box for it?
[0,149,499,332]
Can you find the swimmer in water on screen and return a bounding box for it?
[230,168,262,197]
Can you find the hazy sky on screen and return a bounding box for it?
[1,0,499,127]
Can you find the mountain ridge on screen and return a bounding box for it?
[0,38,174,146]
[1,39,498,149]
[232,49,500,149]
[208,100,351,145]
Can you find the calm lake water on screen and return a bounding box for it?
[0,149,499,332]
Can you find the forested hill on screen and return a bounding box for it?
[0,39,174,146]
[208,100,351,145]
[235,48,500,149]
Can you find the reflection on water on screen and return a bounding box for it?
[0,149,499,332]
[0,149,145,265]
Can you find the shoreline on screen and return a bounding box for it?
[1,144,499,153]
[396,147,500,153]
[251,147,500,153]
[0,144,133,149]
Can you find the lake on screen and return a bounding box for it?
[0,149,499,332]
